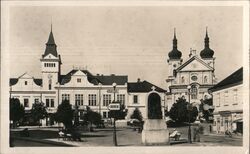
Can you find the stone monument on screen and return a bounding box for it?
[142,87,169,145]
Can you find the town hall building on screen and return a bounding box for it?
[9,27,167,125]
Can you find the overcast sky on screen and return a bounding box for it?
[8,5,243,88]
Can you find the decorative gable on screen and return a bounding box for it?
[176,56,213,72]
[62,70,95,87]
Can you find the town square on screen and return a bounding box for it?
[1,1,249,153]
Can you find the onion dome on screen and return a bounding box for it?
[200,28,214,59]
[168,28,182,60]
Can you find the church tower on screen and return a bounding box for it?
[40,25,62,90]
[200,28,215,68]
[167,29,182,78]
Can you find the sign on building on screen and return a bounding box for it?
[108,103,120,110]
[107,89,118,93]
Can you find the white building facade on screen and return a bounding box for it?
[209,68,243,134]
[166,29,216,110]
[9,28,167,125]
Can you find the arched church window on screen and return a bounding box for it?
[204,76,208,83]
[181,76,185,84]
[49,79,52,90]
[191,85,198,99]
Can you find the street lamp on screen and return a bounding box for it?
[187,85,192,143]
[112,82,118,146]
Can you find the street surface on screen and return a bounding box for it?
[10,126,242,147]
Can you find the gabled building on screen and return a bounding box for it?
[166,29,216,110]
[9,27,167,125]
[127,79,167,119]
[209,67,243,134]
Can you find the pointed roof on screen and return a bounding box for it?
[168,28,182,60]
[127,80,167,93]
[43,26,58,58]
[209,67,243,92]
[59,69,128,85]
[200,27,214,59]
[175,56,214,72]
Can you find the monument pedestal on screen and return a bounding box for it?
[142,119,169,145]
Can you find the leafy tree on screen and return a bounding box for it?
[169,97,198,123]
[109,102,128,120]
[54,100,73,129]
[83,106,102,126]
[10,98,25,128]
[130,108,143,122]
[199,98,214,122]
[31,102,47,125]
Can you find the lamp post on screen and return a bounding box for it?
[187,85,192,143]
[112,82,118,146]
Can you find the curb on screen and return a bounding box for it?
[11,137,75,147]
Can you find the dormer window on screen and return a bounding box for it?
[77,78,81,83]
[25,81,27,85]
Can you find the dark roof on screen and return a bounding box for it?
[33,79,43,86]
[127,80,167,93]
[168,30,182,60]
[200,30,214,59]
[43,31,58,58]
[10,78,18,86]
[209,67,243,92]
[9,78,42,86]
[94,75,128,85]
[60,69,128,85]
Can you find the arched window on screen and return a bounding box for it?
[49,79,52,90]
[191,85,198,99]
[181,76,185,84]
[204,76,208,83]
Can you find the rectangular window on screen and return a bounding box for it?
[216,93,220,107]
[103,94,111,106]
[103,111,107,118]
[233,89,238,105]
[221,118,224,126]
[88,94,97,106]
[224,91,229,106]
[34,98,39,103]
[24,98,29,107]
[117,94,125,104]
[133,95,138,104]
[62,94,70,103]
[75,94,83,106]
[77,78,81,83]
[24,81,27,85]
[46,99,50,107]
[51,99,54,107]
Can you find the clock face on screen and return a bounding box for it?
[48,74,52,79]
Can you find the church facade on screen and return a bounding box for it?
[166,29,216,110]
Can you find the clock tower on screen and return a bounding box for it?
[40,26,62,90]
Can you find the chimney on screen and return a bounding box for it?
[137,78,141,82]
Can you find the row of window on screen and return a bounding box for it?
[215,89,239,107]
[180,76,208,84]
[62,94,126,106]
[44,63,56,67]
[23,98,54,108]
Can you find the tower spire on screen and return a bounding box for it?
[173,28,177,49]
[205,27,209,48]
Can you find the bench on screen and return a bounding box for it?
[169,130,181,141]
